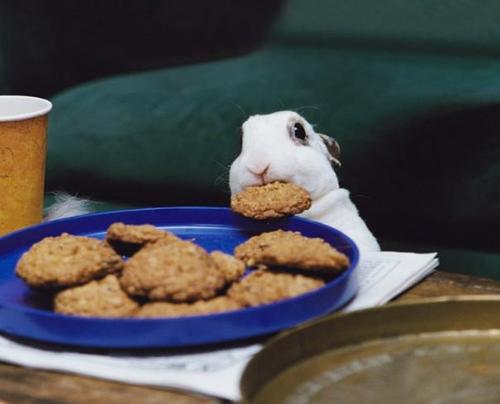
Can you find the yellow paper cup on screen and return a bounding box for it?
[0,96,52,236]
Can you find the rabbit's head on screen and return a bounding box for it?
[229,111,341,200]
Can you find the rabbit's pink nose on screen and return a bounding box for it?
[247,164,270,184]
[248,165,269,177]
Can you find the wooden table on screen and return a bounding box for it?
[1,271,499,404]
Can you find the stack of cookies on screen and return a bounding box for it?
[15,223,243,318]
[15,225,349,318]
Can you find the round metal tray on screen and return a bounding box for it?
[241,296,500,404]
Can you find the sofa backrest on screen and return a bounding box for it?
[272,0,500,54]
[0,0,285,97]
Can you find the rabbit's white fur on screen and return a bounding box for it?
[44,192,92,221]
[229,110,380,253]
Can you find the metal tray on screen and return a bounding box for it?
[241,296,500,403]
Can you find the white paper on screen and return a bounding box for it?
[0,337,260,400]
[344,251,439,311]
[0,251,438,401]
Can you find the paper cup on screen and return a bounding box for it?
[0,96,52,236]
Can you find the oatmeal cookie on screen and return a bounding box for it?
[227,269,325,307]
[105,222,180,255]
[231,182,311,219]
[120,240,226,302]
[210,251,246,283]
[16,233,124,288]
[234,230,350,273]
[136,296,241,318]
[54,275,139,317]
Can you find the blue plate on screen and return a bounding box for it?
[0,207,359,348]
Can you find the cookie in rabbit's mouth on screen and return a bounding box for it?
[230,181,312,219]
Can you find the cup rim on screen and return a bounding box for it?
[0,95,52,122]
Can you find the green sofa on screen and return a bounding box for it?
[1,1,499,279]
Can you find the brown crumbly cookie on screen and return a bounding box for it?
[120,240,226,302]
[135,296,241,318]
[106,222,180,255]
[231,182,312,219]
[54,275,139,317]
[234,230,350,273]
[228,269,325,307]
[16,233,124,288]
[210,251,246,283]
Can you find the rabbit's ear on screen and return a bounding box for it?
[318,134,341,167]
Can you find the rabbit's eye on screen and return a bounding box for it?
[292,122,307,142]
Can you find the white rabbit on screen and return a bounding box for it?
[229,110,381,253]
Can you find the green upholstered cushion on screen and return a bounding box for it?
[47,45,500,277]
